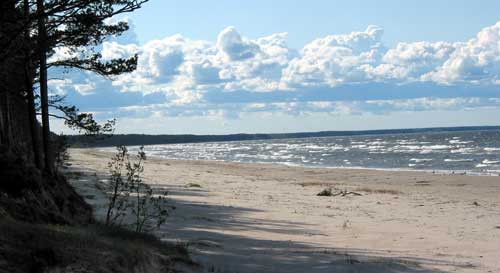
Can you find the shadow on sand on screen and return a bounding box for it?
[68,166,474,273]
[159,198,469,273]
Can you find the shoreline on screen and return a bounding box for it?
[67,148,500,273]
[155,157,500,177]
[98,146,500,177]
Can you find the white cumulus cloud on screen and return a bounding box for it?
[48,21,500,120]
[424,22,500,85]
[282,25,385,87]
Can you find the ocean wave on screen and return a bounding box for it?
[352,144,367,149]
[450,148,476,154]
[449,140,473,144]
[367,141,388,145]
[410,158,433,163]
[421,145,451,150]
[444,158,474,162]
[134,130,500,176]
[482,159,500,164]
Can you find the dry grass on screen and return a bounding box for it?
[298,181,333,187]
[0,219,196,273]
[355,187,402,195]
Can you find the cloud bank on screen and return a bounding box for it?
[48,21,500,129]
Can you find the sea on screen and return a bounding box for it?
[124,129,500,176]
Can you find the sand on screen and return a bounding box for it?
[67,148,500,273]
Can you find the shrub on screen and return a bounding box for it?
[317,188,333,196]
[53,134,70,173]
[105,146,172,232]
[105,146,130,226]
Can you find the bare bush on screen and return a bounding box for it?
[105,146,172,232]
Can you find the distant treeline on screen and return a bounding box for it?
[66,126,500,148]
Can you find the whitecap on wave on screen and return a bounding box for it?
[410,158,433,163]
[450,148,476,154]
[449,139,473,144]
[444,158,474,162]
[482,159,500,164]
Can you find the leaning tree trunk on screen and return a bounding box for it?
[37,0,52,174]
[25,0,42,169]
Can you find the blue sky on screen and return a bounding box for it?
[128,0,500,48]
[49,1,500,134]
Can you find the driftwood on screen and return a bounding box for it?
[317,188,363,197]
[331,189,363,197]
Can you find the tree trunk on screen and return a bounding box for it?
[37,0,52,174]
[25,0,42,169]
[2,92,14,146]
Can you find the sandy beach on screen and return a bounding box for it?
[67,148,500,273]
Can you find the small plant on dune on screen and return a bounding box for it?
[317,188,333,196]
[174,241,190,257]
[105,146,130,226]
[105,146,172,232]
[128,148,171,232]
[53,134,70,173]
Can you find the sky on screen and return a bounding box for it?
[49,0,500,134]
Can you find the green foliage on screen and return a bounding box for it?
[50,54,139,76]
[52,134,70,172]
[105,146,130,226]
[39,0,146,136]
[41,0,147,76]
[44,94,116,136]
[4,0,149,140]
[105,146,172,232]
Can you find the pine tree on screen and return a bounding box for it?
[12,0,147,172]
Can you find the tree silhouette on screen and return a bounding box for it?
[9,0,147,173]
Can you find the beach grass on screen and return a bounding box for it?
[354,187,402,195]
[0,218,196,273]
